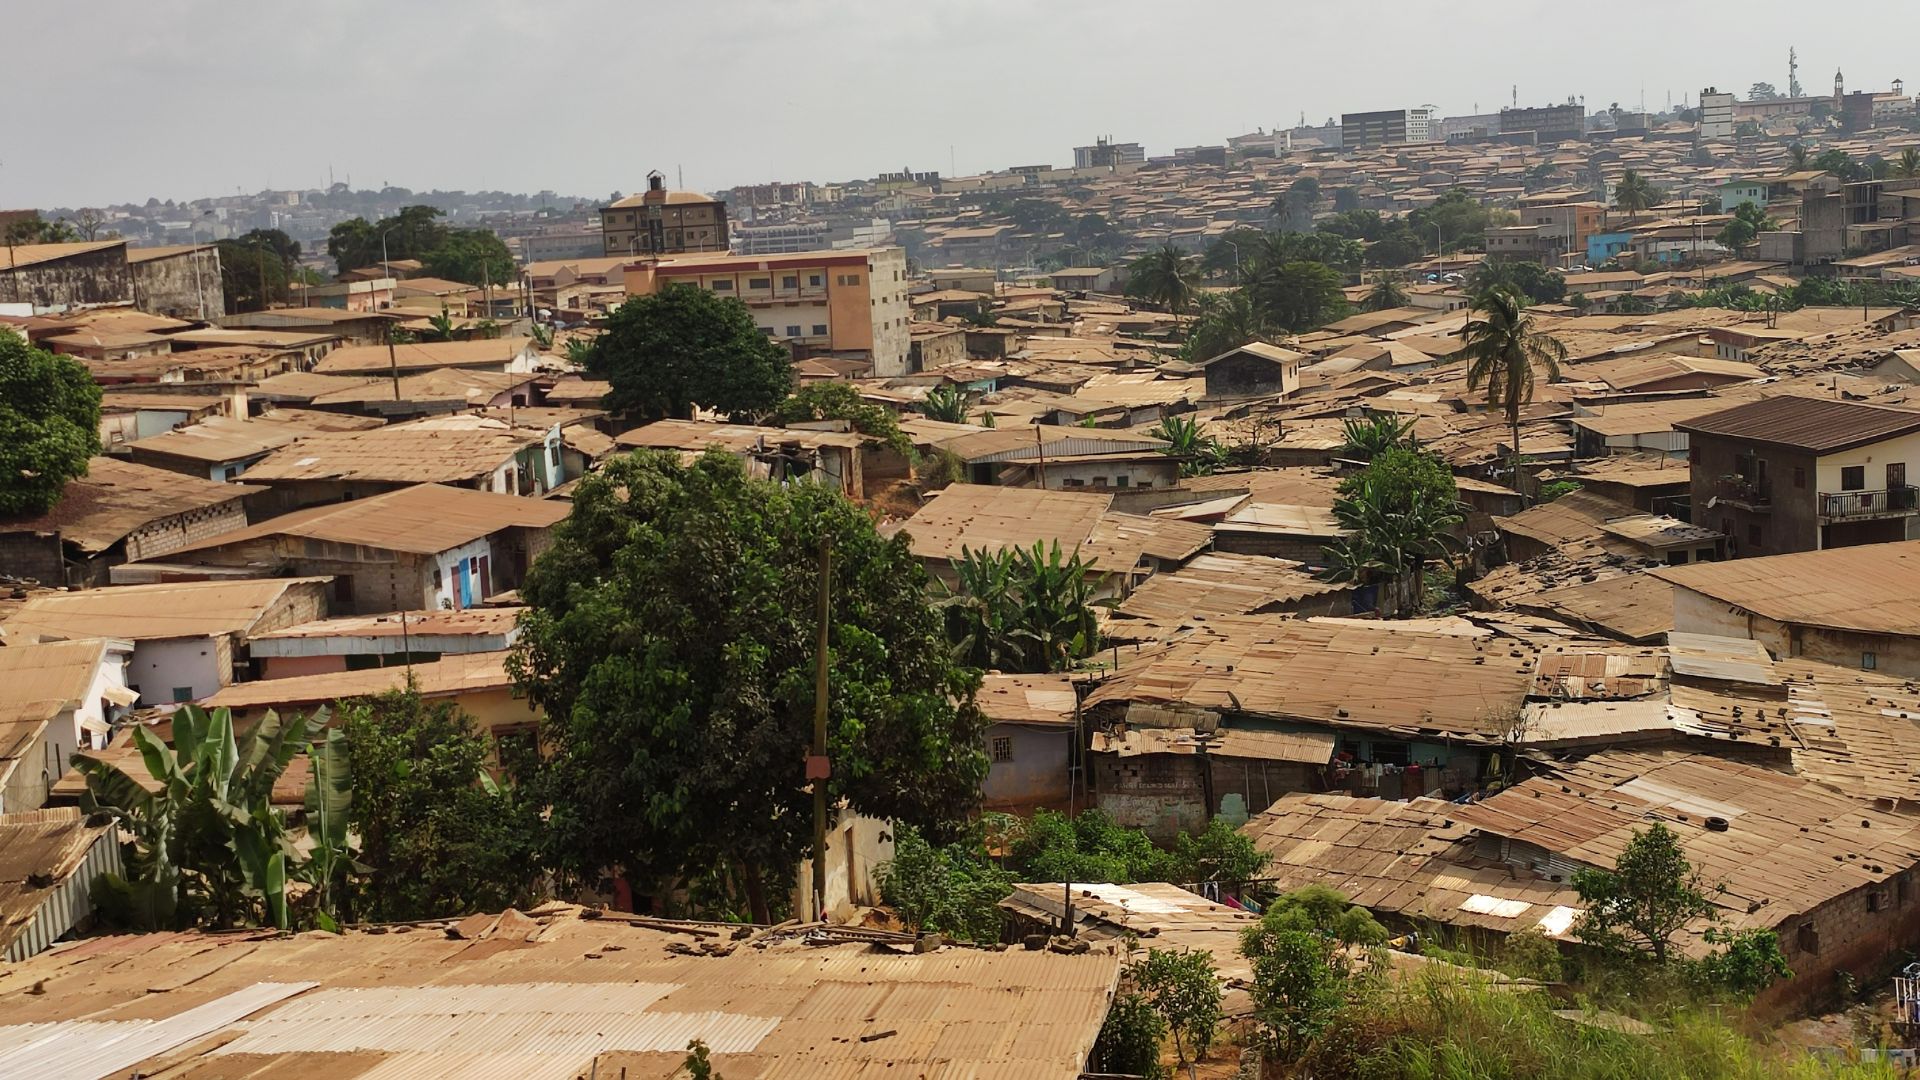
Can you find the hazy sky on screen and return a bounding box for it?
[7,0,1917,209]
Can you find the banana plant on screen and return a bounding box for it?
[74,705,330,930]
[300,727,358,929]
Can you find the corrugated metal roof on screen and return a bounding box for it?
[1654,540,1920,636]
[0,907,1121,1078]
[1674,394,1920,452]
[168,483,568,558]
[3,578,328,643]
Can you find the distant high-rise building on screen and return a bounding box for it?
[1072,137,1145,169]
[1699,88,1736,139]
[1340,107,1438,148]
[599,173,729,258]
[1498,102,1586,144]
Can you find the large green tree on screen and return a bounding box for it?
[218,229,302,313]
[338,686,542,922]
[1408,188,1492,251]
[1246,260,1349,333]
[1180,289,1274,360]
[510,450,988,922]
[1460,286,1567,497]
[587,284,793,420]
[1468,260,1566,305]
[424,228,516,288]
[3,212,80,246]
[0,331,103,516]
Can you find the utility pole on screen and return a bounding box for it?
[808,536,832,923]
[385,320,402,401]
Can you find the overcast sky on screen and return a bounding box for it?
[7,0,1917,209]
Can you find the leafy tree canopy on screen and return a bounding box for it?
[875,823,1012,942]
[587,284,793,420]
[1337,445,1456,509]
[3,212,80,246]
[0,331,103,516]
[511,450,987,921]
[1572,822,1717,963]
[338,686,542,922]
[1469,260,1567,305]
[774,381,910,456]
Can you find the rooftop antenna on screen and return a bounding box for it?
[1788,46,1802,99]
[677,165,684,190]
[1512,84,1518,108]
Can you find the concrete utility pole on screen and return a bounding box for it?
[808,536,833,923]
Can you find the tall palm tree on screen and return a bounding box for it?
[1787,143,1811,171]
[1896,147,1920,181]
[1125,245,1200,315]
[1460,287,1567,502]
[1612,170,1661,223]
[1362,278,1409,312]
[1180,289,1273,360]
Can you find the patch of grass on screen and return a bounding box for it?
[1289,973,1898,1080]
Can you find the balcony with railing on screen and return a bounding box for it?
[1714,474,1772,511]
[1820,486,1919,520]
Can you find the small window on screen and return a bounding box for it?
[1062,478,1085,488]
[711,279,732,291]
[1747,524,1762,548]
[1115,475,1130,488]
[808,274,823,287]
[991,736,1013,763]
[785,324,802,337]
[758,326,776,335]
[333,575,355,602]
[172,687,194,703]
[1863,651,1878,670]
[1797,922,1821,954]
[811,323,828,336]
[1842,465,1866,491]
[748,277,771,290]
[1144,756,1175,784]
[781,275,798,288]
[1666,550,1690,566]
[1868,889,1887,913]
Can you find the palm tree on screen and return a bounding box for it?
[1459,287,1567,502]
[1180,289,1273,361]
[1896,148,1920,180]
[1149,415,1227,476]
[1362,278,1409,312]
[1323,477,1462,618]
[1340,413,1418,460]
[1125,245,1201,315]
[1788,143,1811,171]
[920,385,971,424]
[424,305,458,342]
[1612,170,1661,223]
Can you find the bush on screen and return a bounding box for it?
[1497,928,1565,983]
[1090,991,1168,1079]
[874,824,1012,942]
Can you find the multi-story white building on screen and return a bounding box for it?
[1699,88,1736,139]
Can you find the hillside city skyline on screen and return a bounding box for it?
[4,0,1917,208]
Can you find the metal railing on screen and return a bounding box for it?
[1821,487,1919,519]
[1714,475,1771,509]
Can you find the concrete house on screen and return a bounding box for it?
[1189,341,1304,402]
[146,484,569,615]
[0,638,136,814]
[978,673,1080,814]
[1657,541,1920,677]
[1676,395,1920,557]
[237,423,560,513]
[1,578,327,707]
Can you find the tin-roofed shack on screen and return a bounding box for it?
[134,484,569,616]
[978,672,1080,813]
[1452,749,1920,1016]
[0,903,1124,1078]
[1,578,328,707]
[1657,540,1920,676]
[0,457,258,587]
